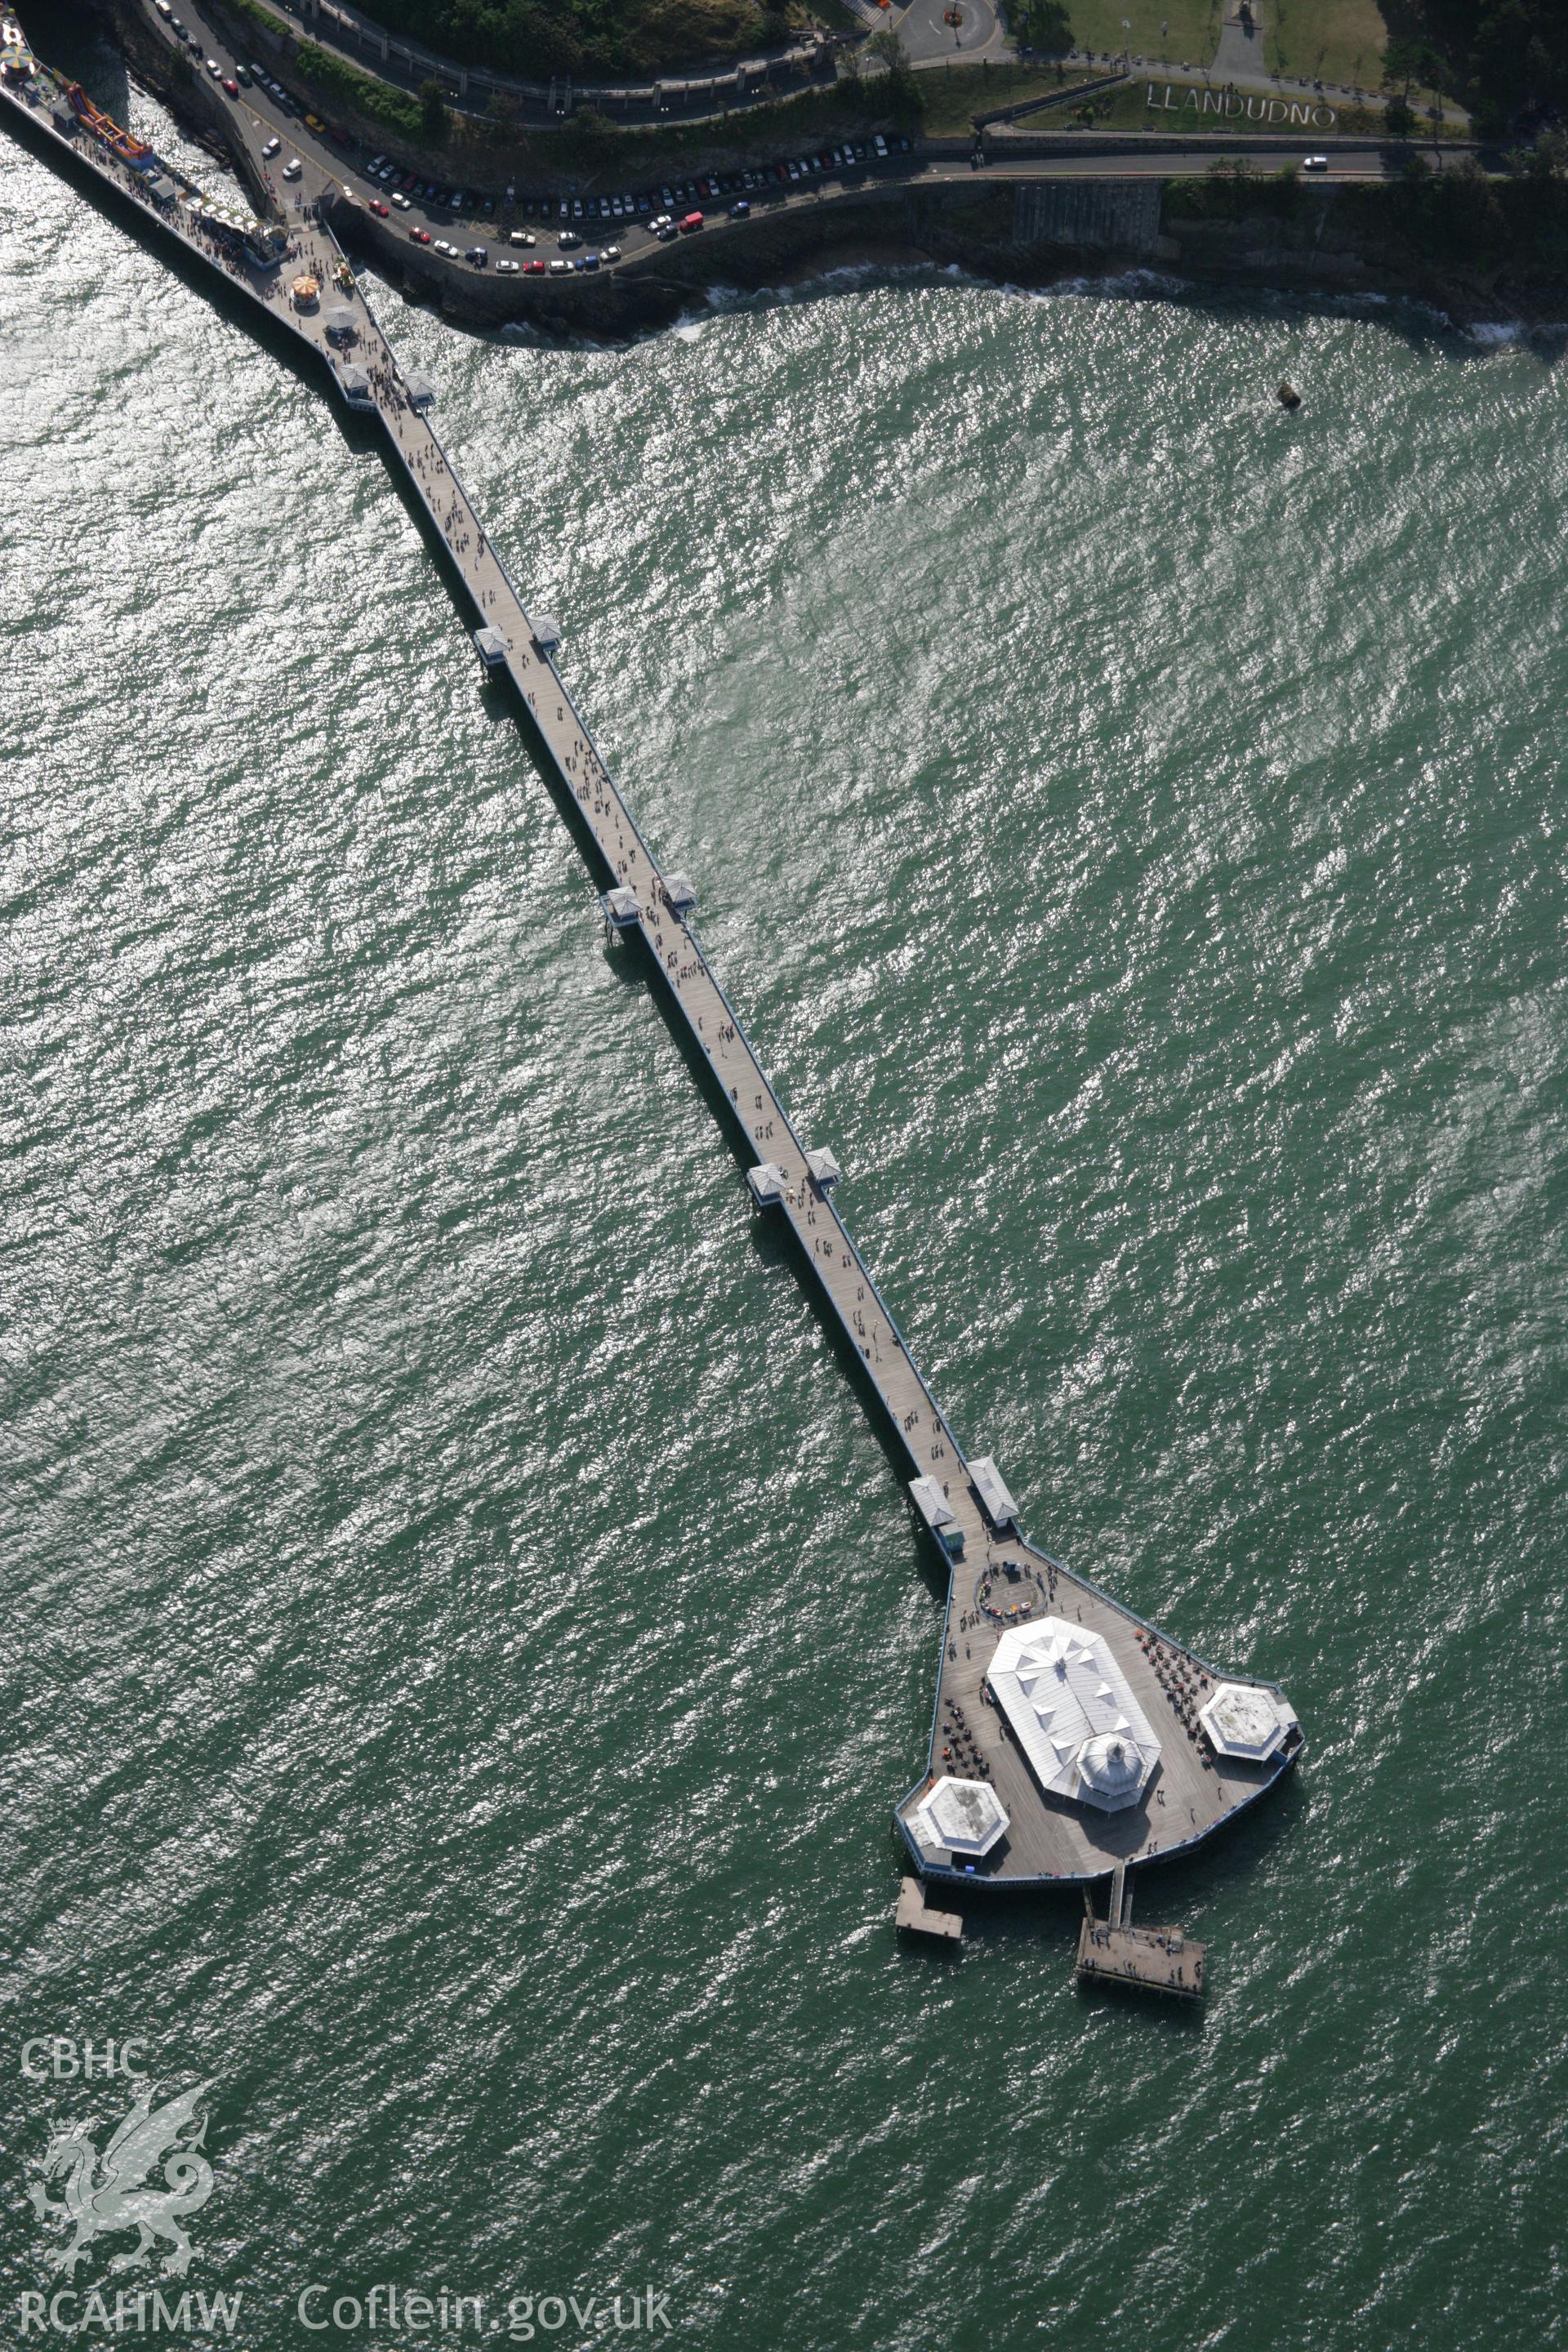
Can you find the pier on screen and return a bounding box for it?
[2,19,1303,1901]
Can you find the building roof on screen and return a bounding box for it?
[908,1475,960,1535]
[969,1454,1019,1526]
[915,1775,1009,1857]
[1198,1682,1295,1762]
[988,1617,1160,1811]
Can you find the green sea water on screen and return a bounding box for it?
[2,32,1566,2352]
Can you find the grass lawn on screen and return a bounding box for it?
[1074,71,1459,133]
[1057,0,1220,68]
[918,60,1098,133]
[1261,0,1388,91]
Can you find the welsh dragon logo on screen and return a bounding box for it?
[29,2080,216,2277]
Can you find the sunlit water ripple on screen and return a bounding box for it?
[1,41,1565,2352]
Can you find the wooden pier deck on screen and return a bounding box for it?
[1076,1918,1206,2000]
[2,32,1303,1895]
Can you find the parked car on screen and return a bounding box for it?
[525,257,546,274]
[234,63,250,83]
[369,198,389,216]
[261,136,281,158]
[281,158,302,180]
[549,257,570,274]
[466,246,488,265]
[559,230,582,250]
[510,229,536,247]
[410,225,430,243]
[728,199,750,219]
[602,244,621,262]
[221,77,238,97]
[497,256,519,273]
[680,211,704,232]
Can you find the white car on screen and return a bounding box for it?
[261,136,281,158]
[391,191,411,208]
[509,229,536,246]
[602,244,621,262]
[549,256,569,274]
[497,256,519,273]
[281,158,301,180]
[1303,152,1330,171]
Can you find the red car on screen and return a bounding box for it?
[524,256,546,273]
[409,225,430,243]
[680,211,704,233]
[369,198,389,216]
[220,77,238,96]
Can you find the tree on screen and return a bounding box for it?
[418,78,449,144]
[1013,0,1073,55]
[866,24,924,119]
[1384,94,1416,136]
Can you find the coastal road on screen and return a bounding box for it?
[133,0,1449,303]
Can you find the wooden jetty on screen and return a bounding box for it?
[1076,1873,1205,2001]
[0,19,1304,1904]
[895,1878,962,1944]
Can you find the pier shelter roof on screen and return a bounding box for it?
[1198,1682,1294,1762]
[988,1619,1160,1811]
[915,1775,1009,1857]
